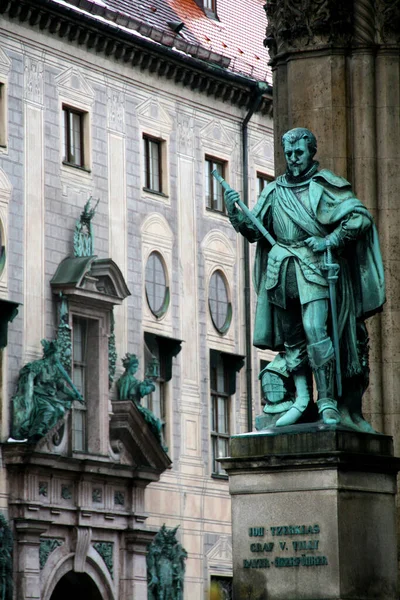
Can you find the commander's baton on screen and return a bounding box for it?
[212,170,276,247]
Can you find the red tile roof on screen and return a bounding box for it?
[76,0,272,83]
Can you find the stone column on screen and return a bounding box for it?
[14,519,48,599]
[350,0,382,431]
[123,529,155,599]
[374,4,400,454]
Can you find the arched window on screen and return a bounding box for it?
[208,270,232,334]
[145,251,170,318]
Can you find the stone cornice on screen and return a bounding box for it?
[0,0,273,114]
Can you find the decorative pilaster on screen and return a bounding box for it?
[23,54,45,361]
[14,520,48,599]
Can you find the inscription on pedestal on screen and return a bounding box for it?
[243,523,328,570]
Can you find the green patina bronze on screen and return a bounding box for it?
[0,514,13,600]
[73,196,99,258]
[108,310,117,389]
[147,524,187,600]
[11,339,84,443]
[93,542,113,579]
[221,127,385,432]
[39,539,63,570]
[116,353,165,447]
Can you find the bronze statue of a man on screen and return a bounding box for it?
[225,127,385,428]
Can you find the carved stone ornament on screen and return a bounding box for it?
[376,0,400,44]
[108,310,117,390]
[93,542,114,579]
[39,538,63,570]
[0,514,13,600]
[264,0,353,59]
[56,294,72,373]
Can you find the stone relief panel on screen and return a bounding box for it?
[200,119,235,155]
[24,55,44,104]
[177,110,195,158]
[264,0,353,58]
[55,66,95,107]
[0,45,11,78]
[376,0,400,43]
[136,97,173,135]
[107,87,125,134]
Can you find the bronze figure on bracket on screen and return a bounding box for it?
[216,127,385,432]
[116,353,165,448]
[11,339,83,443]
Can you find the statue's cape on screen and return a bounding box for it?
[252,169,385,352]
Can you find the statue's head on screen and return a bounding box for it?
[281,128,317,178]
[41,339,59,358]
[122,353,139,374]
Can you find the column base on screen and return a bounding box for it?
[220,426,400,600]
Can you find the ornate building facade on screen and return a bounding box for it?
[0,0,274,598]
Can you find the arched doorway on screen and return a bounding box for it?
[50,571,104,600]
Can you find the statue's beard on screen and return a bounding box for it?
[285,160,319,183]
[288,165,303,177]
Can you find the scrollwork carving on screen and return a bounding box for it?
[264,0,353,59]
[376,0,400,44]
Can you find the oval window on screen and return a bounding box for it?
[145,251,169,318]
[209,270,232,334]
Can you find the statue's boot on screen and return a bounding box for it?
[276,371,310,427]
[308,338,340,426]
[314,360,341,425]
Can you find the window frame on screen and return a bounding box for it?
[256,171,273,197]
[145,250,170,319]
[210,353,230,478]
[208,269,232,335]
[205,155,227,214]
[143,134,164,195]
[0,81,7,148]
[143,345,167,447]
[62,104,86,168]
[71,315,88,452]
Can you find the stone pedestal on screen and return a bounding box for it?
[220,427,400,600]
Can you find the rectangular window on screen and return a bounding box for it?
[210,353,230,476]
[72,316,88,451]
[257,172,272,197]
[143,135,162,193]
[204,0,216,9]
[143,343,167,446]
[205,156,226,213]
[62,105,84,167]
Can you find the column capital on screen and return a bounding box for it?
[264,0,353,63]
[14,519,49,544]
